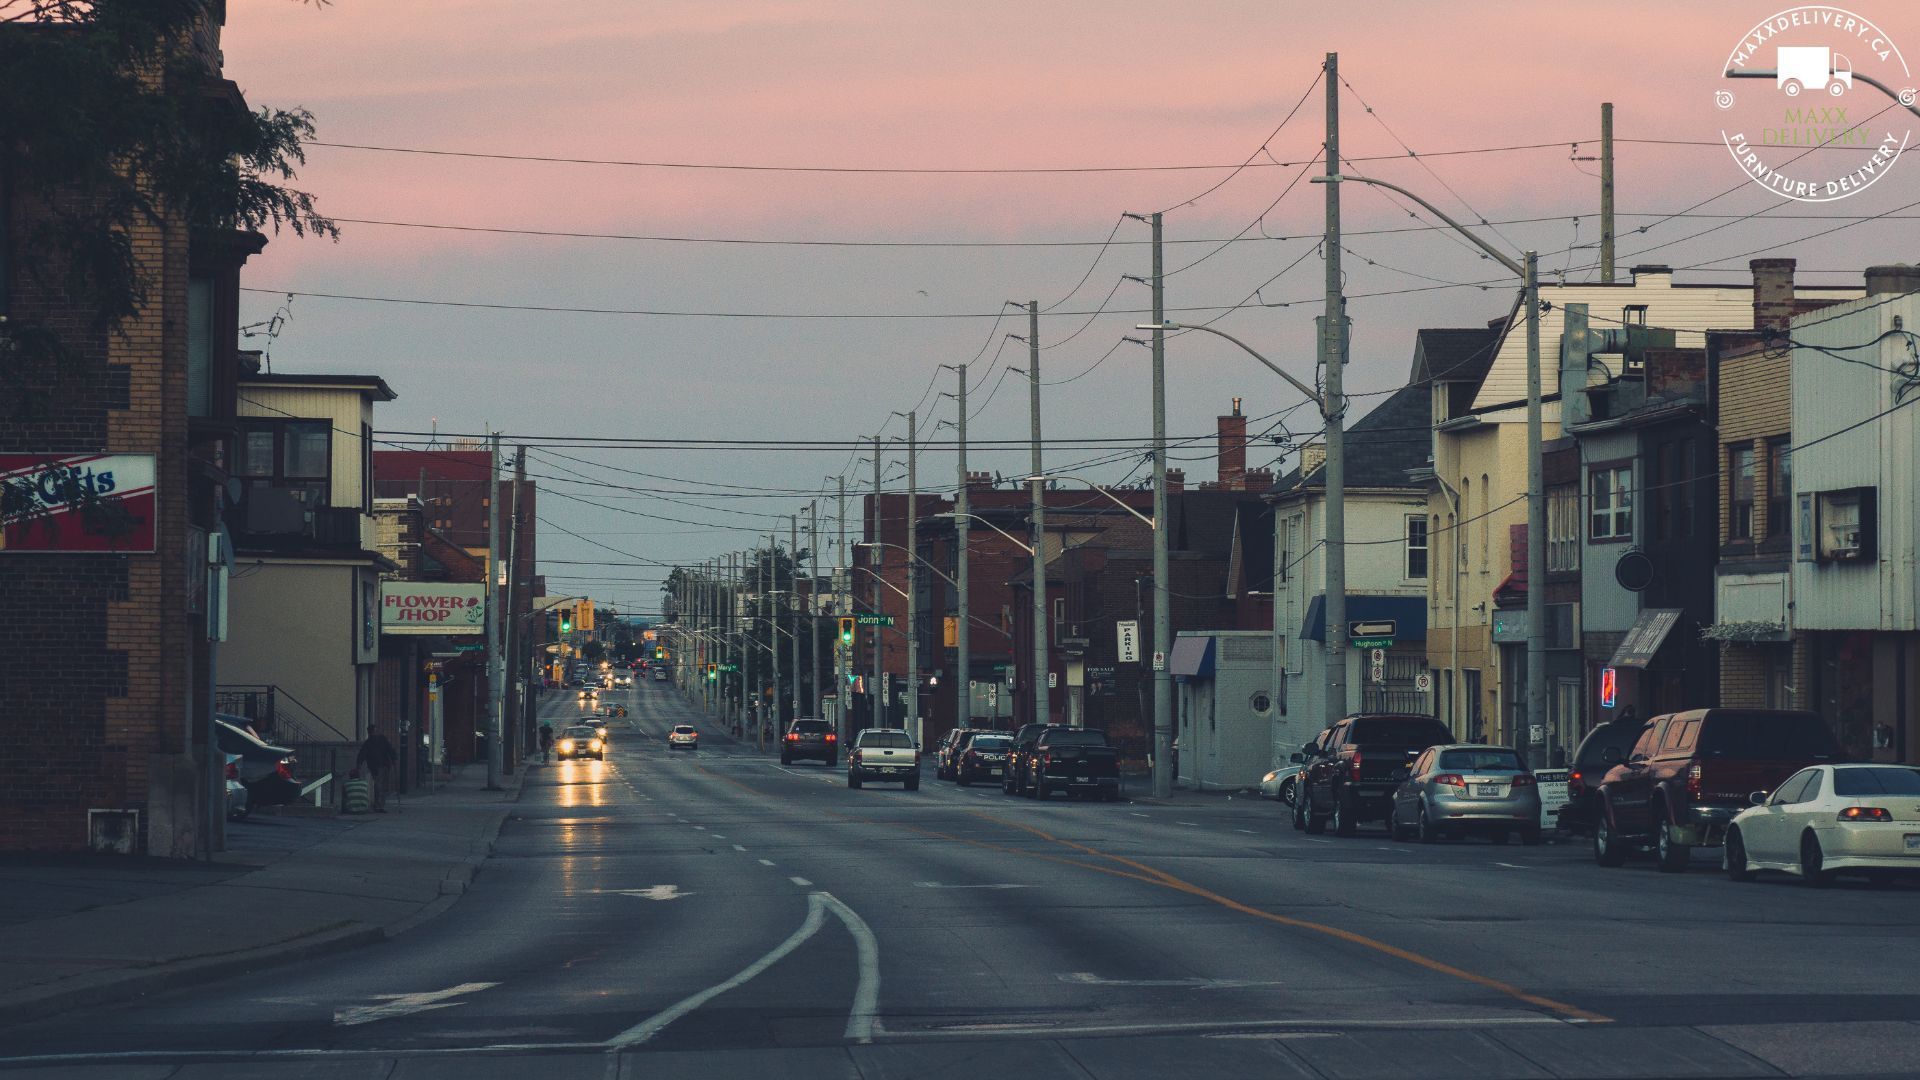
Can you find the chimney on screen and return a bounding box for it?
[1165,468,1186,493]
[1865,263,1920,298]
[1216,397,1248,490]
[964,470,994,492]
[1630,264,1673,288]
[1751,257,1796,331]
[1244,466,1275,492]
[1299,442,1326,476]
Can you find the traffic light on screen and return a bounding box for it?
[560,615,572,634]
[654,646,665,660]
[839,616,855,647]
[706,663,717,681]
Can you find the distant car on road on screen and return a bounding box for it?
[1025,727,1121,801]
[1725,764,1920,885]
[668,724,699,751]
[935,727,987,780]
[1389,744,1542,845]
[782,718,838,766]
[954,732,1012,786]
[1259,764,1303,806]
[556,725,606,761]
[847,728,919,790]
[1296,714,1454,836]
[651,668,669,682]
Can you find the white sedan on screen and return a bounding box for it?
[1725,763,1920,885]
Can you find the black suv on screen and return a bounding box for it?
[781,718,838,766]
[1556,717,1647,836]
[1295,714,1454,836]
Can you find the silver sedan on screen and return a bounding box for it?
[1259,765,1303,806]
[1389,744,1543,845]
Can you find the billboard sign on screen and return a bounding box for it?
[0,454,157,553]
[382,583,486,634]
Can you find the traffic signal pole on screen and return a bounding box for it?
[954,363,971,729]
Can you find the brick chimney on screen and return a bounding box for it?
[1245,467,1274,491]
[1751,257,1796,330]
[964,470,995,492]
[1217,397,1248,491]
[1165,468,1185,493]
[1865,264,1920,297]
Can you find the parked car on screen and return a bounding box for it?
[1259,765,1304,806]
[955,732,1013,786]
[1593,708,1844,872]
[555,725,606,761]
[1001,723,1058,796]
[1725,764,1920,885]
[1389,744,1542,845]
[1557,717,1647,836]
[1288,729,1335,829]
[1025,727,1121,801]
[847,728,919,790]
[1295,714,1454,836]
[935,727,987,780]
[667,724,699,751]
[215,715,299,809]
[782,718,838,766]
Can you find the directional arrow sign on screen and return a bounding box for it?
[1348,619,1397,640]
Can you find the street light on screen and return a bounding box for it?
[1022,474,1157,530]
[1311,170,1546,765]
[932,511,1035,555]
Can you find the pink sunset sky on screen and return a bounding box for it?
[221,0,1919,608]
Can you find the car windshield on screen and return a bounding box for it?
[792,721,831,734]
[1042,730,1107,747]
[1353,719,1450,745]
[1832,766,1920,796]
[1437,748,1524,772]
[1698,713,1842,760]
[859,731,913,748]
[563,728,598,739]
[969,736,1011,751]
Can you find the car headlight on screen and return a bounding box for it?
[560,740,574,751]
[591,739,604,748]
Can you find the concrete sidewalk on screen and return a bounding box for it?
[0,761,524,1026]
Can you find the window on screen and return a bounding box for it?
[1404,515,1428,580]
[1589,465,1632,540]
[1547,484,1580,572]
[236,420,332,507]
[1769,770,1814,805]
[1765,437,1791,539]
[1728,444,1755,541]
[1479,474,1490,570]
[1662,717,1700,753]
[186,277,213,417]
[1815,487,1874,561]
[1053,597,1066,639]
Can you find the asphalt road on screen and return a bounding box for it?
[5,683,1920,1078]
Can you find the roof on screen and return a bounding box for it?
[1272,381,1433,494]
[1412,327,1501,387]
[240,373,397,401]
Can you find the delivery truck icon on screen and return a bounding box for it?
[1776,46,1853,97]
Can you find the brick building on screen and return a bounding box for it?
[0,16,264,854]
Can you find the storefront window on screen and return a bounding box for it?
[1813,632,1875,761]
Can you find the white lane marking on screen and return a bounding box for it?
[691,825,706,831]
[1494,862,1529,869]
[758,859,776,867]
[913,881,1030,890]
[710,834,726,839]
[816,892,882,1044]
[332,982,498,1027]
[605,885,686,901]
[1059,972,1284,989]
[732,844,748,852]
[1176,821,1200,827]
[1300,837,1333,844]
[608,894,828,1048]
[893,1015,1575,1040]
[1235,829,1257,835]
[1129,812,1149,818]
[788,876,813,887]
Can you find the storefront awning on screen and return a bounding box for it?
[1168,636,1215,679]
[1606,608,1685,669]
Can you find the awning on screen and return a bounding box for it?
[1606,608,1685,669]
[1301,594,1428,643]
[1168,636,1215,679]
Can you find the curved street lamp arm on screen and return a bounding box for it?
[1724,68,1920,119]
[1314,173,1525,278]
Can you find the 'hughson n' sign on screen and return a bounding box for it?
[381,583,486,634]
[0,454,157,553]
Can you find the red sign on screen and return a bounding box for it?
[0,454,157,553]
[1599,666,1618,710]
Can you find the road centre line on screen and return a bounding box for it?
[1235,829,1257,834]
[758,859,776,866]
[732,844,747,852]
[788,876,812,887]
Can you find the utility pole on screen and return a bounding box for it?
[904,409,919,745]
[1321,52,1350,735]
[837,475,849,737]
[1524,250,1547,767]
[769,532,781,746]
[787,514,799,724]
[731,551,742,732]
[870,435,883,725]
[953,364,972,730]
[508,446,525,768]
[808,501,821,717]
[485,432,503,790]
[1149,216,1172,798]
[1600,102,1615,284]
[1026,300,1050,730]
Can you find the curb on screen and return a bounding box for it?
[0,775,528,1029]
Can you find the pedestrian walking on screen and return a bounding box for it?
[539,721,554,764]
[356,724,397,813]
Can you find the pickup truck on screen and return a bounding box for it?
[1026,727,1121,801]
[1296,714,1454,836]
[847,727,920,790]
[1593,708,1842,872]
[1001,723,1057,797]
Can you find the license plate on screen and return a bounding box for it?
[1471,784,1505,798]
[1905,834,1920,852]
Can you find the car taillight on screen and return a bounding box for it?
[1686,763,1703,799]
[1839,806,1892,822]
[1568,769,1584,796]
[1433,773,1465,788]
[825,733,836,742]
[1350,750,1363,781]
[787,733,799,741]
[1510,774,1536,787]
[225,762,239,780]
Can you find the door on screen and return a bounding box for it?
[1607,717,1667,833]
[1399,749,1433,821]
[1744,768,1816,865]
[1309,723,1348,809]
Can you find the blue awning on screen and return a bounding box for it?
[1168,636,1215,679]
[1300,594,1428,643]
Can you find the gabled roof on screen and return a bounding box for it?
[1271,381,1433,494]
[1411,326,1502,387]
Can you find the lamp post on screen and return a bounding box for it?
[1310,170,1544,764]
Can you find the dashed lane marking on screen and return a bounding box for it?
[788,876,813,887]
[758,859,776,867]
